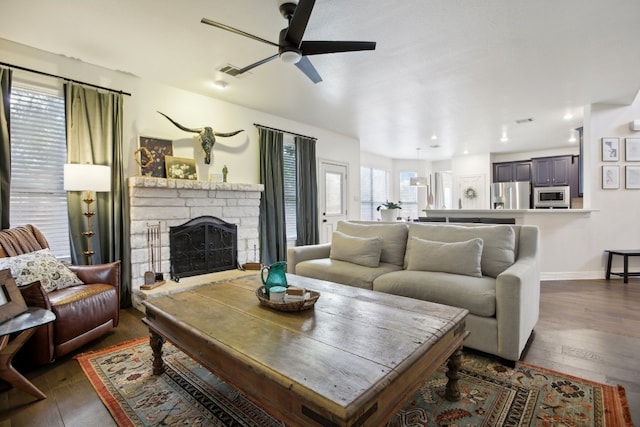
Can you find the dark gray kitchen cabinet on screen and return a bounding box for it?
[493,161,531,182]
[532,155,572,187]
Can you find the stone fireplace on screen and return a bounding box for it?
[129,176,263,310]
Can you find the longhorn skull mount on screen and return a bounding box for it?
[158,111,245,164]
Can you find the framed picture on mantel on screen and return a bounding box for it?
[601,137,619,161]
[138,136,173,178]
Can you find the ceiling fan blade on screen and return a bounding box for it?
[300,40,377,56]
[285,0,315,47]
[201,18,280,48]
[237,54,279,74]
[295,56,322,84]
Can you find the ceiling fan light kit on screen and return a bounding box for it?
[201,0,375,83]
[280,50,302,64]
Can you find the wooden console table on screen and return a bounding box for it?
[605,249,640,283]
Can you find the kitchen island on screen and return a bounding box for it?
[420,208,594,225]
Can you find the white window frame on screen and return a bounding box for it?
[360,166,390,221]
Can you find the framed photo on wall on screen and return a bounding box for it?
[625,138,640,161]
[602,165,619,189]
[138,136,173,177]
[601,137,619,161]
[625,165,640,189]
[165,156,198,180]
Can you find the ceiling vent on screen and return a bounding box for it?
[216,64,249,79]
[515,117,534,124]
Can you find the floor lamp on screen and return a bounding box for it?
[64,163,111,265]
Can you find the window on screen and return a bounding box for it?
[399,171,419,220]
[360,167,389,220]
[9,82,71,259]
[283,137,297,243]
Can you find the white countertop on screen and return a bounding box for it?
[421,209,596,215]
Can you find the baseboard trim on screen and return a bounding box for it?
[540,271,605,281]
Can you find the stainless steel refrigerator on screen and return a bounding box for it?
[490,182,531,209]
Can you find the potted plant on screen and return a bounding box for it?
[376,201,402,221]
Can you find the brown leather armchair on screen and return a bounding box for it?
[0,224,120,366]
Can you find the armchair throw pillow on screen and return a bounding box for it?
[0,248,83,292]
[406,236,484,277]
[330,231,383,268]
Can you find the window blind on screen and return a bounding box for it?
[283,139,297,241]
[360,167,389,220]
[9,83,71,259]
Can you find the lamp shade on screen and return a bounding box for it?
[410,176,429,187]
[64,164,111,192]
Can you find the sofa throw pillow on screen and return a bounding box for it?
[0,248,83,292]
[406,236,484,277]
[336,221,408,266]
[406,223,516,278]
[330,231,383,268]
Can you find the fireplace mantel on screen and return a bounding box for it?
[129,176,263,310]
[129,176,263,193]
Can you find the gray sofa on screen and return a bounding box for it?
[287,220,540,361]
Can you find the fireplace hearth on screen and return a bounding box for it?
[169,216,237,281]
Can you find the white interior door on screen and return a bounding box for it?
[319,160,348,243]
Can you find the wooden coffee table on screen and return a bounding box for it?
[142,274,468,426]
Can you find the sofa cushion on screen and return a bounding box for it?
[407,236,483,277]
[295,258,403,290]
[329,231,383,268]
[336,221,408,266]
[0,248,83,292]
[373,270,497,317]
[406,223,516,278]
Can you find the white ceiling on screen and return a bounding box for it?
[2,0,640,160]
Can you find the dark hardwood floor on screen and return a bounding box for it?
[1,279,638,426]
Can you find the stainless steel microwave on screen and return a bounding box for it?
[533,186,570,208]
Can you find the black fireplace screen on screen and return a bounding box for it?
[169,216,237,281]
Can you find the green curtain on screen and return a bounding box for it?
[295,136,319,246]
[258,127,286,265]
[0,68,12,230]
[65,83,131,307]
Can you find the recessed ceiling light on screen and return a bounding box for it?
[431,134,438,141]
[564,113,574,120]
[213,80,228,90]
[463,149,469,154]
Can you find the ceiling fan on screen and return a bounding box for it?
[201,0,376,83]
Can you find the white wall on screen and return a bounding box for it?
[527,97,640,278]
[491,146,580,163]
[1,38,362,224]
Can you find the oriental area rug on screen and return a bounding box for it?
[77,337,632,427]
